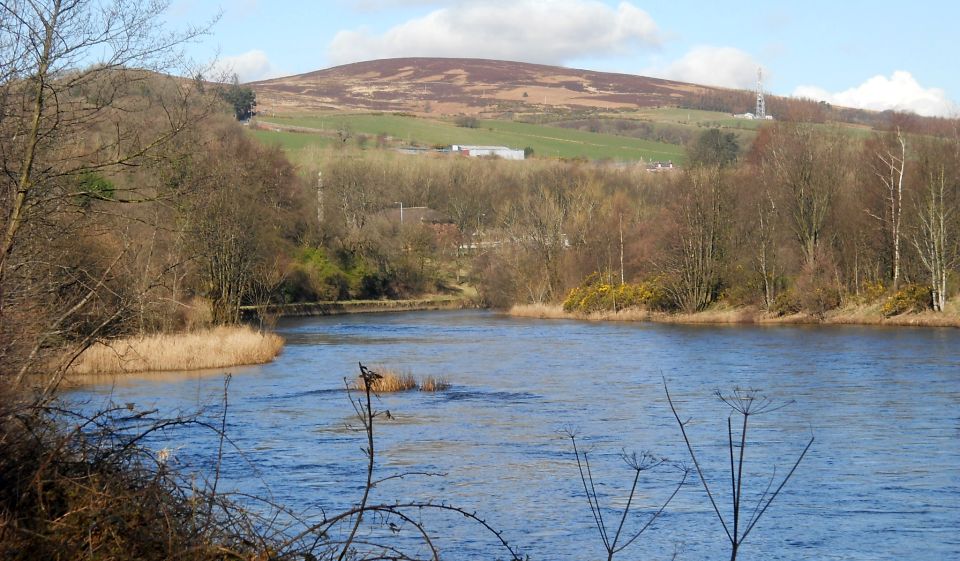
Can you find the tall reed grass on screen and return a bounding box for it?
[355,367,417,393]
[419,375,450,392]
[353,367,451,393]
[68,326,284,375]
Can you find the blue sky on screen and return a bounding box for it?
[168,0,958,117]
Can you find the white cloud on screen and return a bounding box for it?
[327,0,660,67]
[349,0,446,10]
[648,46,763,89]
[210,50,281,83]
[794,71,957,118]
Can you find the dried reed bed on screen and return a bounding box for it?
[355,368,418,393]
[353,367,450,393]
[508,302,960,328]
[68,326,284,375]
[508,303,570,319]
[419,375,450,392]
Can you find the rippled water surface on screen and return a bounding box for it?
[68,311,960,560]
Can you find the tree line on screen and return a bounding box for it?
[308,122,958,316]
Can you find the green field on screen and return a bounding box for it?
[248,105,880,163]
[254,113,686,163]
[628,106,875,138]
[247,128,335,151]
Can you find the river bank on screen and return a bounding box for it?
[65,297,477,382]
[508,301,960,328]
[241,295,478,318]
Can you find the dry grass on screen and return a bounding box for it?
[508,303,570,319]
[508,300,960,328]
[353,367,451,393]
[509,303,658,322]
[355,367,418,393]
[827,303,960,327]
[68,326,284,375]
[419,376,450,392]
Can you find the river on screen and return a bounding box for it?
[67,310,960,560]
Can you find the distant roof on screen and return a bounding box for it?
[452,145,520,151]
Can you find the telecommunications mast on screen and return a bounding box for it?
[755,67,766,120]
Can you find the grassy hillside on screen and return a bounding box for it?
[253,112,687,162]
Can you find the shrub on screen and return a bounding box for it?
[799,284,842,317]
[454,115,479,128]
[792,259,843,317]
[881,284,932,317]
[771,290,802,316]
[563,273,671,314]
[0,403,265,561]
[281,248,393,302]
[854,279,887,305]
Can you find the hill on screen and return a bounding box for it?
[251,57,712,116]
[251,58,958,133]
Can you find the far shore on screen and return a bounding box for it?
[508,302,960,328]
[242,295,479,319]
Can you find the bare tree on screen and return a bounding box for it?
[184,125,303,324]
[910,140,958,311]
[865,128,907,288]
[500,182,569,303]
[764,124,847,268]
[662,167,727,312]
[755,188,781,309]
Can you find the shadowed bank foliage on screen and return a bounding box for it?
[0,396,263,560]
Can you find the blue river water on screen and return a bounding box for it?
[67,310,960,560]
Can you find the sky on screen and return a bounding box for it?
[167,0,959,117]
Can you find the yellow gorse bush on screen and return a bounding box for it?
[563,272,670,313]
[881,284,932,317]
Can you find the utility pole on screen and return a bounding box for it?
[619,213,625,285]
[317,171,323,226]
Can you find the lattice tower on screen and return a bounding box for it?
[756,67,766,119]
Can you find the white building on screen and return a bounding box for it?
[451,145,525,160]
